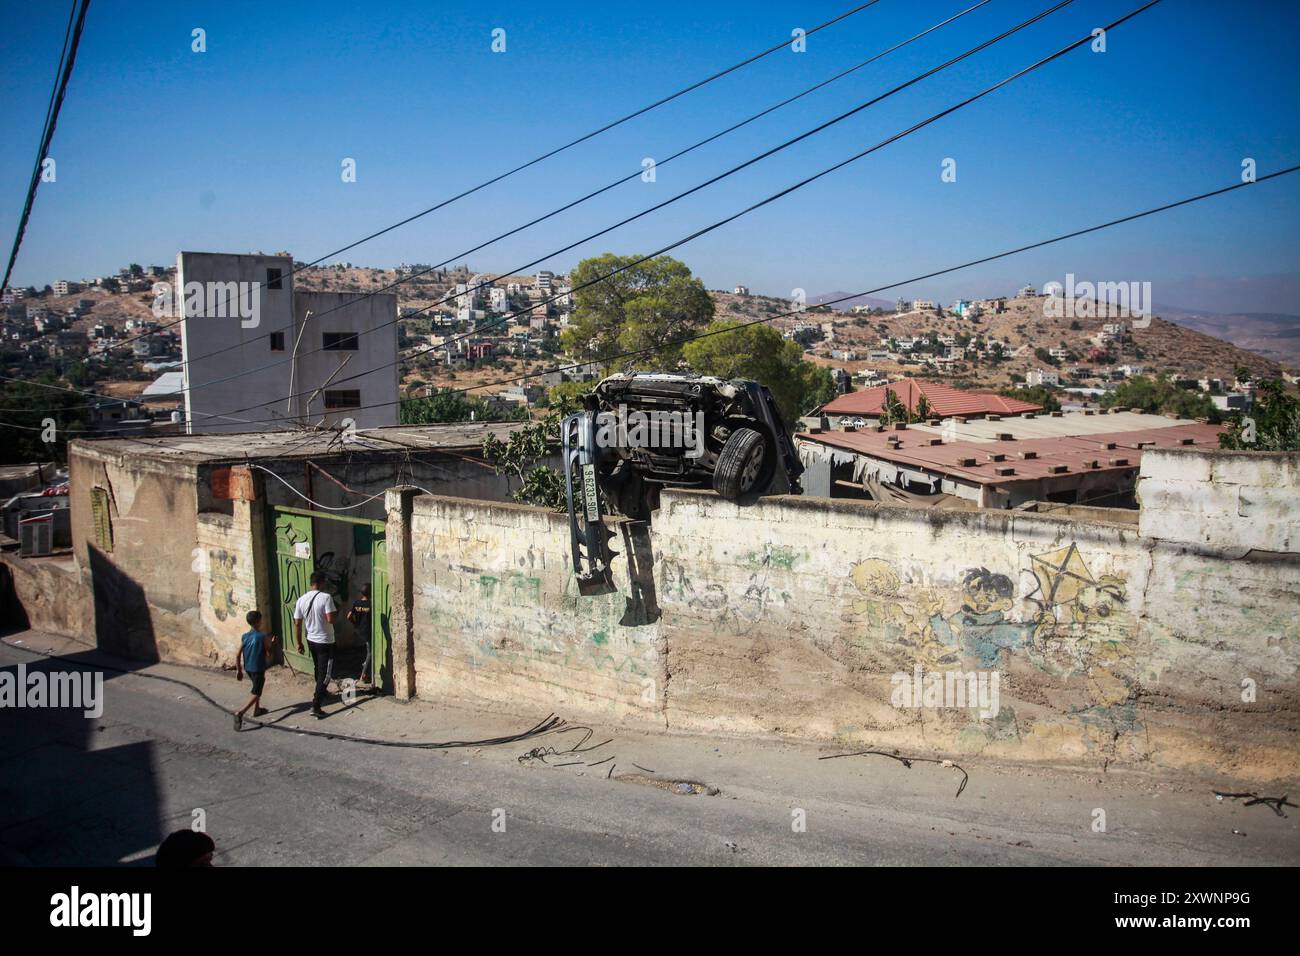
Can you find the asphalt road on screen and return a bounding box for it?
[2,631,1297,867]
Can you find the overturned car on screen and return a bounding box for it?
[561,372,802,594]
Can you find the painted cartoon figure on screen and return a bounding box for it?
[928,567,1035,667]
[845,559,912,639]
[844,559,956,667]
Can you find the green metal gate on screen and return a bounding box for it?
[268,505,392,692]
[271,510,315,674]
[371,526,391,692]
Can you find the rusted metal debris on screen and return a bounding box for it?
[1213,791,1297,818]
[820,748,969,798]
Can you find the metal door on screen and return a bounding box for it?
[271,509,314,674]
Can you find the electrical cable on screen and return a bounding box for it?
[202,0,1163,424]
[2,0,91,292]
[11,159,1297,439]
[97,0,984,369]
[92,0,890,358]
[127,154,1300,429]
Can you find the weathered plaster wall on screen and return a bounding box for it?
[398,451,1299,780]
[69,444,208,663]
[653,490,1299,780]
[404,494,663,723]
[195,499,265,665]
[1139,447,1298,554]
[0,553,90,638]
[63,447,271,667]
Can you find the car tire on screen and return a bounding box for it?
[712,427,769,500]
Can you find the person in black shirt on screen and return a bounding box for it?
[348,584,373,685]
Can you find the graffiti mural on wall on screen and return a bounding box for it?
[1022,543,1136,725]
[660,556,787,636]
[841,542,1140,742]
[208,549,238,622]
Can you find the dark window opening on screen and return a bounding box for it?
[269,331,285,351]
[323,331,359,350]
[266,267,283,290]
[324,389,361,410]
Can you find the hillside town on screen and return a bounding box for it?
[2,255,1292,441]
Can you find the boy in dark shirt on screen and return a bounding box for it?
[348,584,373,685]
[235,610,274,730]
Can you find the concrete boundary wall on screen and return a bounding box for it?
[399,450,1299,779]
[652,490,1298,779]
[1139,447,1298,554]
[399,493,664,724]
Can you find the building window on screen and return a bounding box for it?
[266,267,283,290]
[90,487,113,553]
[323,390,360,410]
[323,332,359,351]
[269,331,285,351]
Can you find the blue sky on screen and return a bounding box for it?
[2,0,1298,312]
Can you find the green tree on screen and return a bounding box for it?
[1219,379,1300,450]
[999,385,1061,412]
[560,253,714,368]
[399,388,525,424]
[481,414,566,510]
[680,321,835,423]
[544,379,592,409]
[0,375,89,465]
[879,386,907,426]
[1102,375,1219,420]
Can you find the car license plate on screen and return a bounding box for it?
[582,463,600,522]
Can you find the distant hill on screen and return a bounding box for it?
[1151,305,1300,368]
[712,289,1296,389]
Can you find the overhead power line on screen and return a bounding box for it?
[96,0,888,358]
[2,0,91,292]
[102,0,982,376]
[35,157,1294,439]
[189,0,1086,421]
[204,0,1150,425]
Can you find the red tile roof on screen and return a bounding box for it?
[821,378,1043,418]
[797,422,1225,487]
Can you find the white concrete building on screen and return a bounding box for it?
[1026,368,1061,387]
[177,251,398,434]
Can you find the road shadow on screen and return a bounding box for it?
[0,645,163,865]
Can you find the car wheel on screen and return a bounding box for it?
[712,427,769,499]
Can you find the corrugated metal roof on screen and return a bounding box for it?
[797,421,1224,487]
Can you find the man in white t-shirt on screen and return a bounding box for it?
[293,572,337,718]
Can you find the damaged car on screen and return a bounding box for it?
[561,372,802,593]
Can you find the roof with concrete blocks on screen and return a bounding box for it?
[797,421,1225,486]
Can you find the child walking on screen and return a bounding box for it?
[235,610,274,730]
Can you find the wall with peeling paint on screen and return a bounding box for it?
[405,495,664,723]
[65,445,271,668]
[400,450,1299,779]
